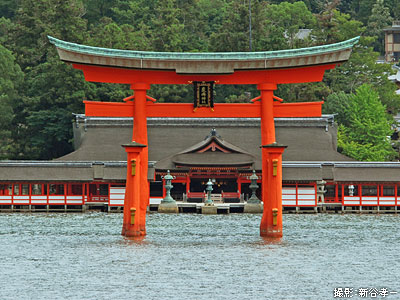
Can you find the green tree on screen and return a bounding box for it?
[0,44,23,159]
[347,0,376,24]
[4,0,92,159]
[210,1,315,52]
[10,0,87,70]
[322,92,351,125]
[264,1,315,49]
[109,0,157,28]
[268,0,325,13]
[393,1,400,19]
[366,0,392,54]
[0,16,15,44]
[210,1,316,103]
[151,0,185,52]
[337,84,396,161]
[82,0,123,26]
[87,17,151,50]
[150,84,192,103]
[275,7,365,103]
[176,0,226,52]
[276,82,331,103]
[313,9,365,44]
[22,109,75,159]
[324,38,400,114]
[337,0,355,16]
[11,57,89,159]
[209,1,250,52]
[0,0,18,19]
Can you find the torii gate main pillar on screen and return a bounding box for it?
[258,83,286,238]
[122,83,150,237]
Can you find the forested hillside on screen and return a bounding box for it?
[1,0,399,161]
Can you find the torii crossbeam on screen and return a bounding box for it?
[49,36,359,239]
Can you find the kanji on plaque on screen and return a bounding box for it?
[193,81,214,110]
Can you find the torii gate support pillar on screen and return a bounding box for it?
[258,83,287,238]
[260,144,287,238]
[121,142,146,237]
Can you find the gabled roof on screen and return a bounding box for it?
[176,128,252,155]
[58,116,352,166]
[157,129,255,169]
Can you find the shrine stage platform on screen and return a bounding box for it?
[148,201,397,214]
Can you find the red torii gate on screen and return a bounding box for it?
[49,36,359,238]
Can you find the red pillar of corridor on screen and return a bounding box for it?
[122,83,150,237]
[258,83,286,238]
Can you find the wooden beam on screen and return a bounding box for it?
[84,101,323,118]
[75,64,335,85]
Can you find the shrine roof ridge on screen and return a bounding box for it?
[48,36,360,61]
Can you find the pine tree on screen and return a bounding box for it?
[0,44,23,159]
[151,0,185,52]
[10,0,87,70]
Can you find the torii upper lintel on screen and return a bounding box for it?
[48,35,359,82]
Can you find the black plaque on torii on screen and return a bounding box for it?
[193,81,214,111]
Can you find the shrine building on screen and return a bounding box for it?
[2,113,400,213]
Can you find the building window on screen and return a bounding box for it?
[49,184,64,195]
[362,185,377,196]
[13,184,20,195]
[99,184,108,196]
[325,185,336,198]
[32,184,46,195]
[337,184,343,197]
[394,33,400,43]
[0,184,11,196]
[344,184,359,196]
[21,184,29,195]
[150,181,163,197]
[382,186,395,196]
[71,184,83,195]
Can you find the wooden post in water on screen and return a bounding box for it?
[258,83,287,238]
[121,142,146,237]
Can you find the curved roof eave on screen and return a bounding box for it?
[48,36,360,74]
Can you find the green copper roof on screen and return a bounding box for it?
[48,35,359,61]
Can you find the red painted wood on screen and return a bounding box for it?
[74,64,335,85]
[260,146,286,239]
[130,84,149,236]
[197,141,231,153]
[84,101,323,118]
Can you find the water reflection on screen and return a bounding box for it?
[122,236,150,246]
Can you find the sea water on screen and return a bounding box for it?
[0,213,399,300]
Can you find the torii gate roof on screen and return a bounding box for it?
[48,36,359,75]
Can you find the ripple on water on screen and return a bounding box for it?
[0,213,399,300]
